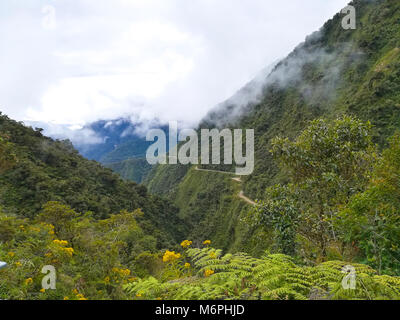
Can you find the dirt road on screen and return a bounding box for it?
[194,166,257,206]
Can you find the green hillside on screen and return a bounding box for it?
[0,113,190,299]
[0,114,185,246]
[145,0,400,261]
[106,158,152,184]
[2,0,400,301]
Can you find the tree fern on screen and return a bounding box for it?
[124,247,400,300]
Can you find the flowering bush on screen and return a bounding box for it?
[181,240,192,249]
[162,250,182,263]
[0,202,159,300]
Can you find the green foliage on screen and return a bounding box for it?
[338,133,400,275]
[3,0,400,301]
[106,157,152,184]
[0,114,185,247]
[255,184,298,255]
[0,114,186,300]
[257,117,376,260]
[270,116,374,184]
[143,0,400,263]
[125,246,400,300]
[0,135,17,174]
[0,202,162,300]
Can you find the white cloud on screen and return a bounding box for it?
[0,0,350,130]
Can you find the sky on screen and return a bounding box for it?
[0,0,350,133]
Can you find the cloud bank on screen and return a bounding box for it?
[0,0,350,135]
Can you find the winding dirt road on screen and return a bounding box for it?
[194,166,257,206]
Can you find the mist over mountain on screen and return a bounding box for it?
[3,0,400,302]
[145,0,400,256]
[25,118,175,183]
[76,119,163,163]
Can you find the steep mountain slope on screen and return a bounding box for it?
[106,157,153,184]
[0,114,185,248]
[145,0,400,254]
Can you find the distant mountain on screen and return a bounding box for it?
[0,113,185,246]
[77,119,177,183]
[27,118,175,183]
[75,119,169,164]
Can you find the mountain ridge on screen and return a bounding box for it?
[144,0,400,255]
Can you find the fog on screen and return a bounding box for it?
[0,0,350,142]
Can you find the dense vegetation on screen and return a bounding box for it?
[130,0,400,299]
[4,115,400,300]
[0,113,192,299]
[0,114,189,299]
[0,114,185,245]
[124,116,400,300]
[145,0,400,256]
[255,117,400,275]
[126,245,400,300]
[2,0,400,300]
[0,203,163,299]
[106,158,152,184]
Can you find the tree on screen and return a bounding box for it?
[338,133,400,274]
[37,202,79,239]
[259,116,376,259]
[0,136,16,174]
[256,184,298,255]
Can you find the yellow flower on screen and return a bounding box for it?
[40,288,46,293]
[8,252,15,258]
[122,269,131,276]
[162,250,181,263]
[184,263,191,268]
[111,268,131,277]
[76,293,87,300]
[209,252,217,259]
[64,297,69,300]
[15,262,22,267]
[181,240,193,248]
[44,223,55,235]
[203,240,211,246]
[72,289,79,295]
[204,269,214,277]
[104,276,110,283]
[53,239,69,246]
[25,278,33,285]
[136,293,142,297]
[63,247,74,256]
